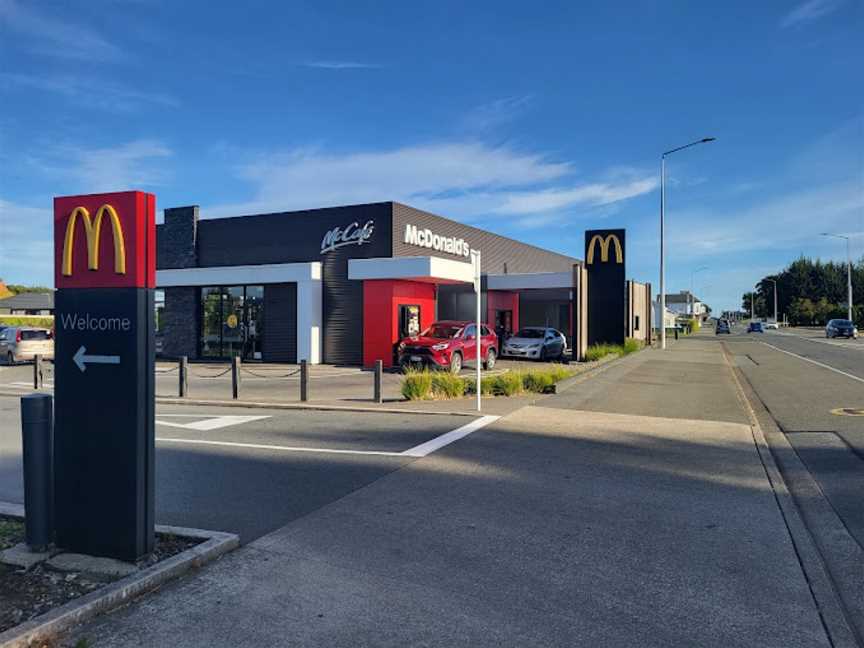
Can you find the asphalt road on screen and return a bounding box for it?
[0,394,479,543]
[720,324,864,550]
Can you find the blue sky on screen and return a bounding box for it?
[1,0,862,313]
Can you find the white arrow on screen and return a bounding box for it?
[73,346,120,372]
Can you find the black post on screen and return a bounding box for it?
[21,393,53,551]
[179,356,188,398]
[232,357,241,400]
[374,360,383,404]
[33,354,43,390]
[300,359,308,402]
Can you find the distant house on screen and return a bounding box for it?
[0,292,55,315]
[658,291,709,321]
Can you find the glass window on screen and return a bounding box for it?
[154,290,165,333]
[199,285,266,360]
[200,287,223,358]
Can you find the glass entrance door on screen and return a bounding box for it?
[199,285,265,360]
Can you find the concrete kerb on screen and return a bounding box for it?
[0,503,239,648]
[718,345,861,648]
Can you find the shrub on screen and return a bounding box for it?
[623,338,642,355]
[430,372,467,398]
[0,316,54,329]
[493,371,523,396]
[584,343,624,362]
[522,371,554,393]
[402,370,433,400]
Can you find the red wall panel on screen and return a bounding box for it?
[363,280,436,367]
[486,290,519,333]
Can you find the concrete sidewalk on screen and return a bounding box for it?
[66,338,833,647]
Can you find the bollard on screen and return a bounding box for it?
[21,393,53,551]
[300,359,308,402]
[674,327,679,341]
[231,357,241,400]
[33,354,43,390]
[179,356,188,398]
[374,360,383,404]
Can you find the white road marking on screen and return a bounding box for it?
[155,415,270,430]
[157,414,500,458]
[156,437,405,457]
[759,341,864,385]
[776,332,864,351]
[402,415,500,457]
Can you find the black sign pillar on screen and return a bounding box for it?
[585,229,626,346]
[53,191,156,561]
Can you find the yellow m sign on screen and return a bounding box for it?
[61,205,127,276]
[586,234,623,264]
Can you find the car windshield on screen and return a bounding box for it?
[514,328,545,338]
[834,320,853,326]
[422,324,462,339]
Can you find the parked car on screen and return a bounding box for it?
[0,326,54,364]
[716,320,730,335]
[747,322,764,333]
[764,321,779,330]
[825,319,858,339]
[398,320,497,373]
[502,327,567,360]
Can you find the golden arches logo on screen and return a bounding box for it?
[61,205,127,276]
[586,234,623,265]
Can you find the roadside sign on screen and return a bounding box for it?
[53,191,156,561]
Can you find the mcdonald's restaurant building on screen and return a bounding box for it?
[155,201,651,366]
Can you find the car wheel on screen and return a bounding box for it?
[484,348,496,370]
[449,352,462,374]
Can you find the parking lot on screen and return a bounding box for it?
[0,394,495,542]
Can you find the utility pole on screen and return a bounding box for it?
[659,137,716,349]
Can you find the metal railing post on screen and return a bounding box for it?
[33,354,43,390]
[231,357,241,400]
[300,359,308,402]
[179,356,188,398]
[21,393,53,551]
[374,360,383,404]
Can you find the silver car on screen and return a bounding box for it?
[502,327,567,360]
[0,327,54,364]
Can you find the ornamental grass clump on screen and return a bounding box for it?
[430,372,467,399]
[401,369,433,400]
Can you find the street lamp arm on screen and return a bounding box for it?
[663,137,717,157]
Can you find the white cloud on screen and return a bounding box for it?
[0,0,122,61]
[463,95,534,132]
[0,73,179,111]
[204,141,655,223]
[492,178,658,215]
[302,61,382,69]
[780,0,845,28]
[32,139,173,192]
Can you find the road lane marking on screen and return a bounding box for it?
[156,437,406,457]
[774,331,864,351]
[157,415,500,458]
[402,415,500,457]
[155,415,270,430]
[759,341,864,385]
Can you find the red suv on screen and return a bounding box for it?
[398,320,498,373]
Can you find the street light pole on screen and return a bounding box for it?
[660,137,716,349]
[821,233,853,322]
[765,278,778,323]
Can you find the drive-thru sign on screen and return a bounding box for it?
[53,191,156,561]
